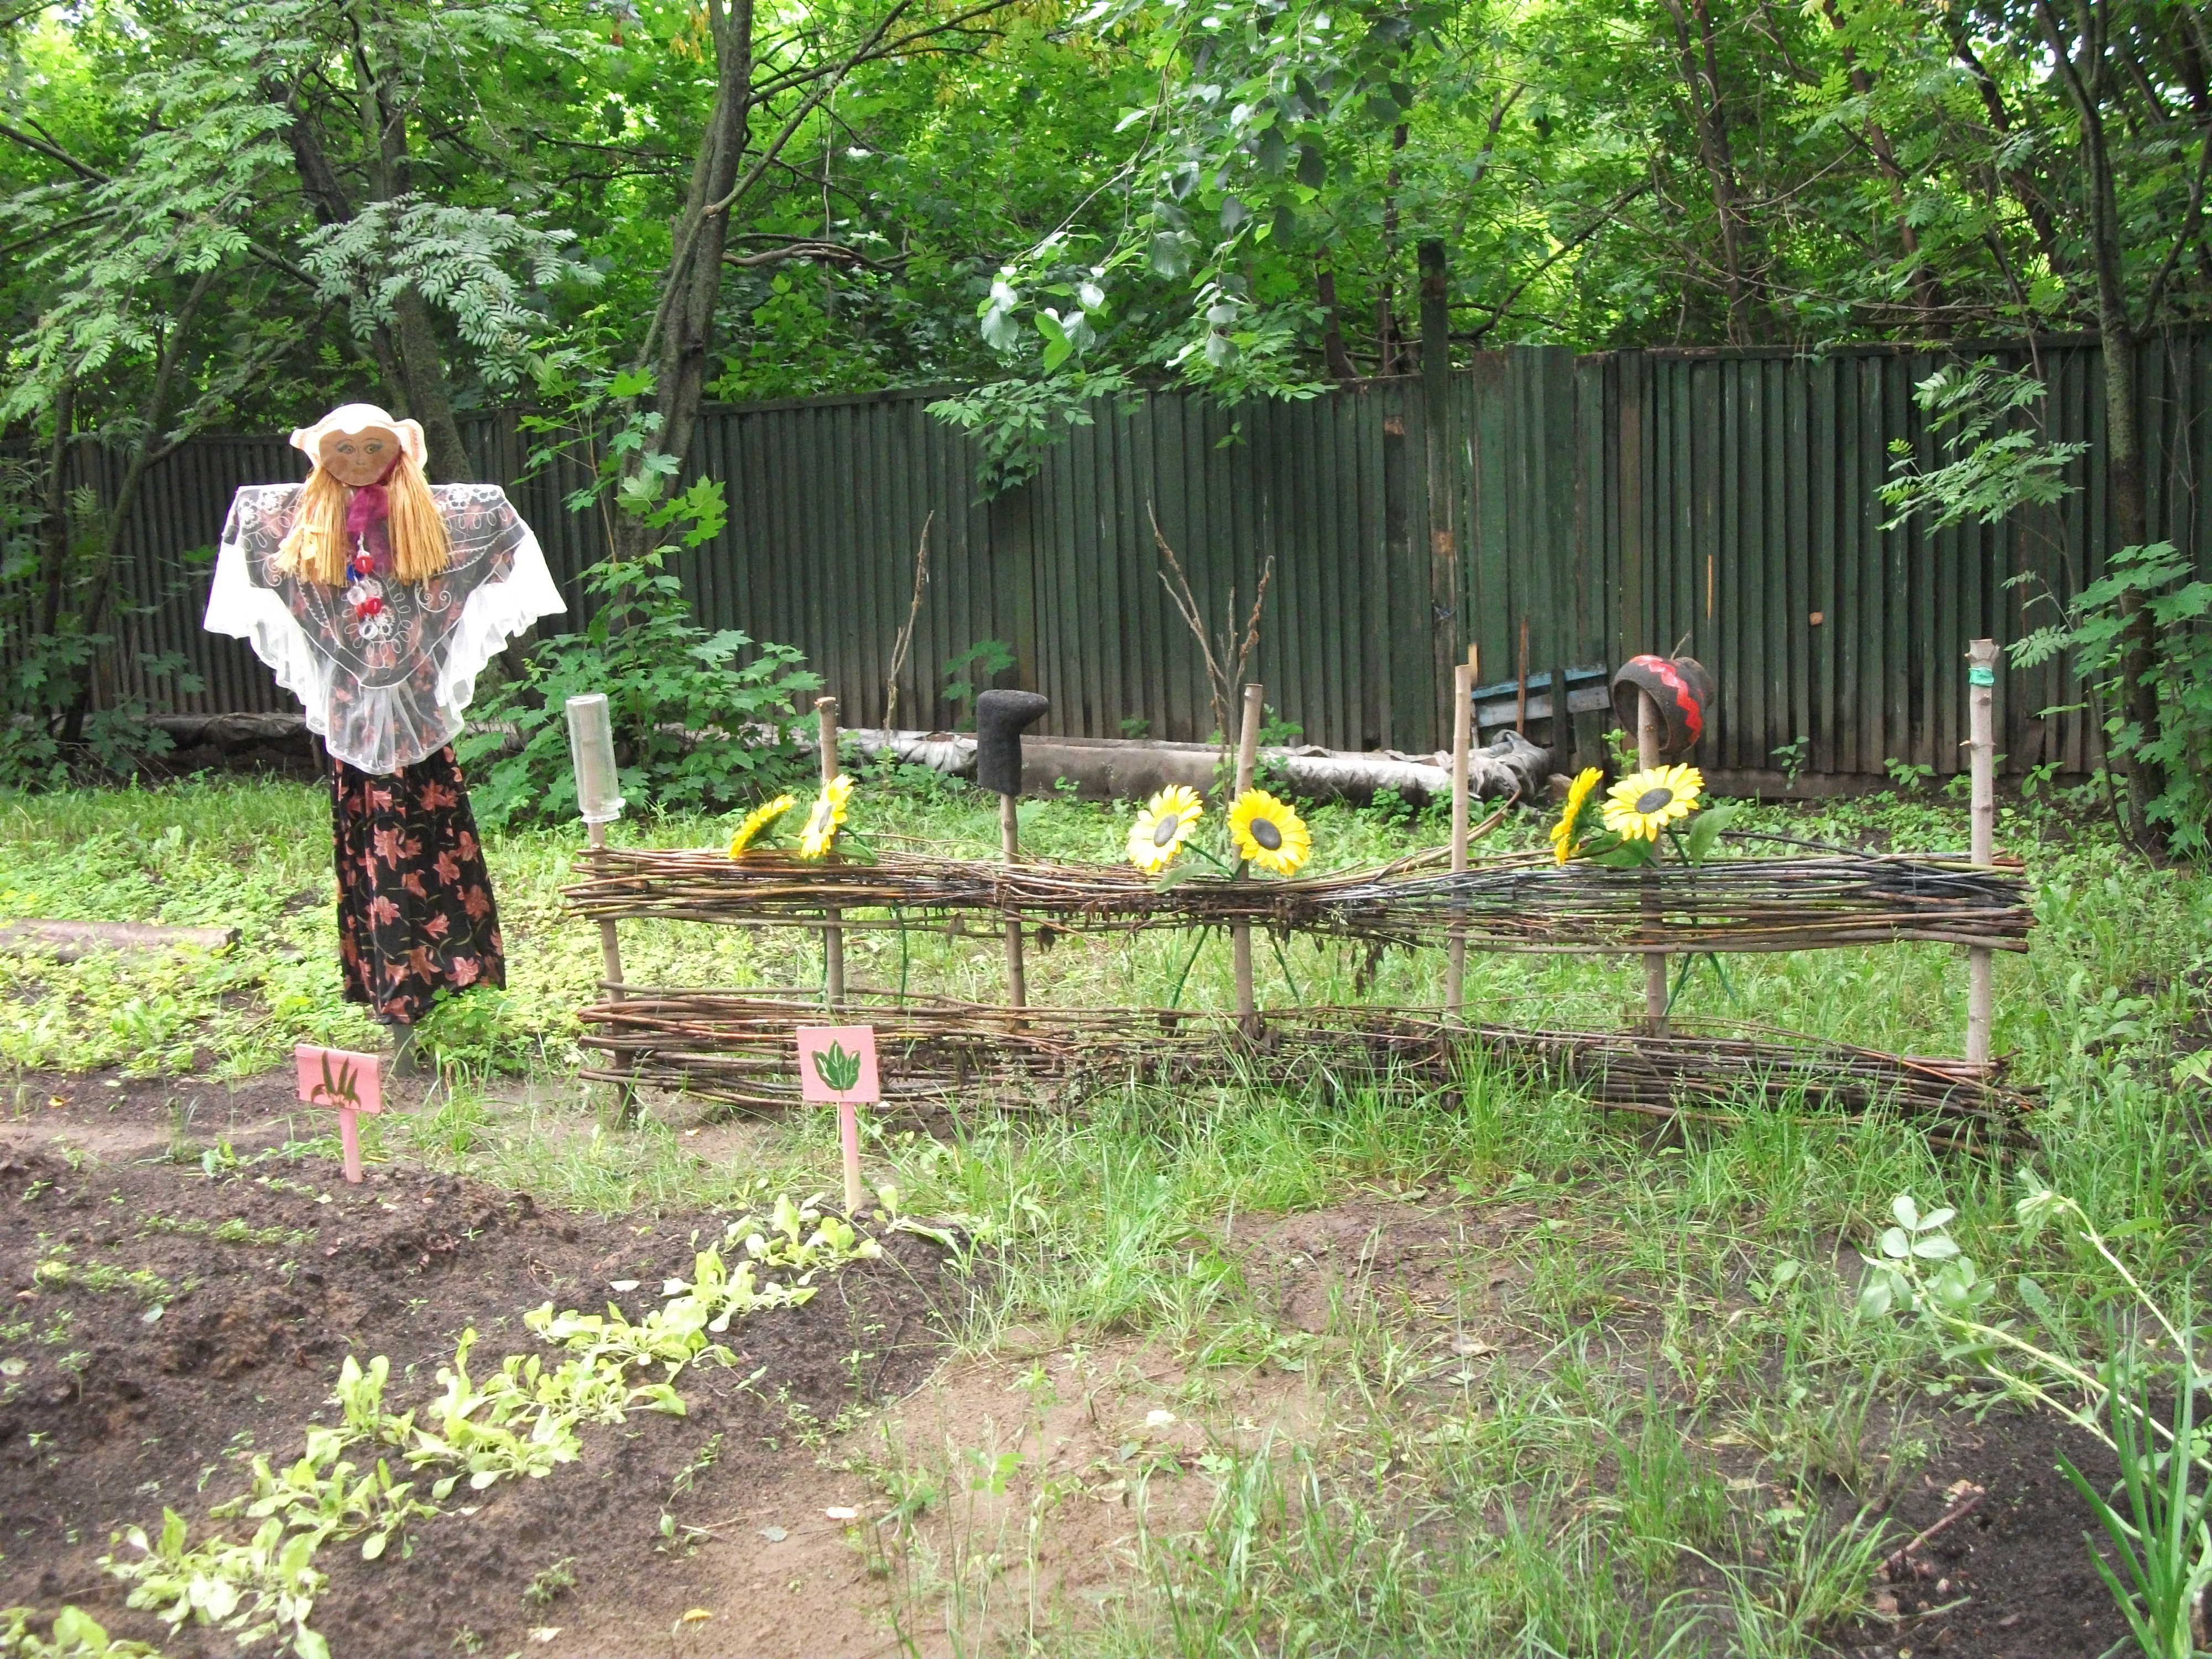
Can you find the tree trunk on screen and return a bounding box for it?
[616,0,756,561]
[1944,15,2068,278]
[1661,0,1755,340]
[345,3,473,482]
[1317,266,1358,383]
[2037,0,2161,841]
[1820,0,1947,327]
[1374,121,1409,375]
[62,268,217,745]
[36,373,74,642]
[392,288,472,482]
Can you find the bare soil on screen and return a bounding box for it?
[0,1076,2161,1658]
[0,1074,965,1659]
[1840,1406,2135,1659]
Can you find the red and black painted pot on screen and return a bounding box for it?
[1609,655,1716,760]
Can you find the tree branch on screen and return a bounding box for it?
[0,119,108,184]
[2141,113,2212,323]
[1459,182,1652,342]
[723,235,895,269]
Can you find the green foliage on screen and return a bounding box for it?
[461,551,818,828]
[1858,1181,2210,1659]
[95,1200,888,1659]
[2014,542,2212,857]
[111,1509,328,1659]
[2055,1347,2210,1659]
[0,465,200,789]
[1880,363,2087,531]
[0,1605,163,1659]
[927,372,1132,496]
[460,354,818,827]
[940,638,1016,718]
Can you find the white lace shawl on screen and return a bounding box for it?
[204,482,566,775]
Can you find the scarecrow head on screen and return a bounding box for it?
[276,402,452,585]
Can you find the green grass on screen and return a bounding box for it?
[3,768,2208,1653]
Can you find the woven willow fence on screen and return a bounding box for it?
[565,846,2033,955]
[566,841,2036,1136]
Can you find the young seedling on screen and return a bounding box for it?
[294,1046,383,1183]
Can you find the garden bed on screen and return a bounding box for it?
[0,1109,963,1657]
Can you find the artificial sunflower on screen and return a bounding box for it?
[1549,766,1604,864]
[727,794,796,857]
[1600,763,1704,842]
[1128,784,1205,874]
[797,774,854,859]
[1227,788,1311,877]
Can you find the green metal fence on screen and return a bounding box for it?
[97,331,2210,782]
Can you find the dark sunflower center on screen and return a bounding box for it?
[1634,786,1675,815]
[1251,817,1284,851]
[1152,816,1182,847]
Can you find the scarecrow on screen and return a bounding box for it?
[204,404,565,1068]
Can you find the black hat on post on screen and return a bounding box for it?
[1609,655,1716,759]
[974,690,1050,797]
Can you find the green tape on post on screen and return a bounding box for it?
[1968,665,1995,687]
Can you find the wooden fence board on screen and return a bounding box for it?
[54,334,2206,780]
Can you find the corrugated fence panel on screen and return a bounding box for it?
[70,330,2210,778]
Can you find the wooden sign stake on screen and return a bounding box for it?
[1231,683,1264,1032]
[1965,639,1997,1068]
[816,697,845,1009]
[799,1024,879,1215]
[296,1044,383,1183]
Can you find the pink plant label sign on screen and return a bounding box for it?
[798,1025,878,1214]
[295,1044,383,1183]
[797,1026,880,1103]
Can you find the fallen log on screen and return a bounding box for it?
[842,727,1552,804]
[0,920,240,960]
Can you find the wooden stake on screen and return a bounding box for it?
[1232,682,1264,1031]
[1639,688,1669,1036]
[587,818,625,996]
[1516,617,1529,735]
[816,697,844,1009]
[586,818,637,1125]
[1966,639,1997,1068]
[1000,791,1027,1008]
[1445,651,1474,1017]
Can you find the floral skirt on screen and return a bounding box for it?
[332,745,505,1024]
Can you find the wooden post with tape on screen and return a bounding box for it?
[1000,793,1026,1009]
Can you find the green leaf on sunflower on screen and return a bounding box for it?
[1683,799,1742,863]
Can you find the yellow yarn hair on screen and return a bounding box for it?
[276,453,453,585]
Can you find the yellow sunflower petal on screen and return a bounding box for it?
[728,794,797,857]
[1549,766,1603,864]
[1227,788,1310,877]
[796,775,854,859]
[1128,784,1204,873]
[1600,764,1704,841]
